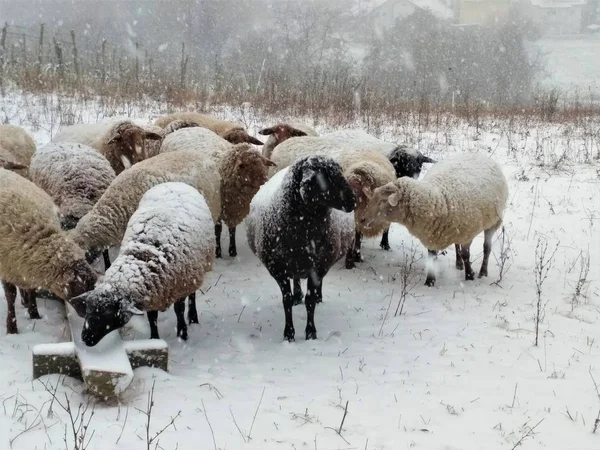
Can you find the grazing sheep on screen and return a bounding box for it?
[53,120,162,174]
[246,155,356,341]
[268,136,396,267]
[72,142,274,262]
[30,142,116,230]
[0,124,37,178]
[258,122,318,159]
[71,182,215,346]
[0,169,98,334]
[154,112,264,146]
[160,127,276,258]
[361,152,508,286]
[144,119,200,159]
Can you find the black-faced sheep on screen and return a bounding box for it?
[361,152,508,286]
[246,155,356,341]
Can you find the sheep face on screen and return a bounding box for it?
[258,124,308,148]
[0,157,27,171]
[222,129,264,146]
[361,182,403,230]
[107,124,162,168]
[73,290,144,346]
[389,146,436,179]
[296,156,356,213]
[233,148,277,190]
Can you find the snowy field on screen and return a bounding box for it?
[0,92,599,449]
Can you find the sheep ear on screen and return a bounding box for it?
[263,158,277,168]
[388,193,400,207]
[69,293,88,318]
[290,128,308,138]
[299,169,316,202]
[247,135,264,146]
[362,186,373,200]
[126,304,144,316]
[144,131,162,141]
[0,158,27,170]
[419,154,436,164]
[258,127,275,136]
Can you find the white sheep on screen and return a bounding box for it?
[268,136,396,267]
[258,122,319,159]
[160,127,276,258]
[72,140,274,261]
[71,182,215,346]
[29,142,116,230]
[0,124,37,178]
[0,168,98,334]
[53,119,162,174]
[246,155,356,341]
[154,112,264,146]
[361,152,508,287]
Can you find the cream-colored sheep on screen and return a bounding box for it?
[361,152,508,287]
[269,136,396,267]
[0,169,98,334]
[154,112,264,146]
[72,182,216,346]
[258,122,318,159]
[72,139,274,259]
[0,124,37,178]
[145,119,200,159]
[160,127,276,258]
[53,120,162,174]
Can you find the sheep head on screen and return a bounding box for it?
[360,181,405,230]
[163,119,200,135]
[258,124,308,147]
[106,122,162,168]
[57,258,98,304]
[222,128,264,146]
[71,289,144,347]
[389,145,436,179]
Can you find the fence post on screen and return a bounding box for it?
[53,36,64,80]
[37,23,45,76]
[70,29,80,84]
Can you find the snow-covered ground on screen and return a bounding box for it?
[1,92,599,449]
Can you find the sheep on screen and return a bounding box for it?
[70,182,215,346]
[72,140,274,264]
[360,152,508,287]
[268,136,396,267]
[53,120,162,174]
[154,112,264,146]
[258,122,318,159]
[0,124,37,178]
[246,155,356,341]
[0,168,98,334]
[160,127,276,258]
[144,119,200,159]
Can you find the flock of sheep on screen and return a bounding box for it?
[0,111,508,345]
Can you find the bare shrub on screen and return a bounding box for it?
[533,237,559,346]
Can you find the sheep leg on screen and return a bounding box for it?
[174,298,188,341]
[425,250,437,287]
[228,227,237,257]
[147,311,159,339]
[24,289,41,320]
[305,273,321,340]
[275,276,295,342]
[352,231,364,263]
[459,242,475,281]
[479,228,496,278]
[215,221,223,258]
[380,228,391,251]
[187,292,199,324]
[455,244,464,270]
[3,282,18,334]
[345,246,355,269]
[292,278,303,306]
[103,249,112,270]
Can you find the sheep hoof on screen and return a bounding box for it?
[177,328,188,341]
[229,249,237,257]
[465,271,475,281]
[425,277,436,287]
[29,311,42,320]
[305,328,317,340]
[345,258,355,270]
[380,243,391,251]
[456,261,464,270]
[150,331,160,339]
[315,298,323,304]
[6,323,18,334]
[284,326,295,342]
[292,295,303,306]
[215,249,222,259]
[478,269,488,278]
[188,312,199,324]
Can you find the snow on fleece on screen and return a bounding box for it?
[91,182,215,312]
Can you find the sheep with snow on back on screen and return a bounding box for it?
[154,112,264,146]
[268,136,396,268]
[144,119,200,159]
[0,169,98,334]
[361,152,508,287]
[71,182,215,346]
[0,124,37,178]
[246,155,356,341]
[160,126,276,258]
[53,120,162,174]
[258,122,318,159]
